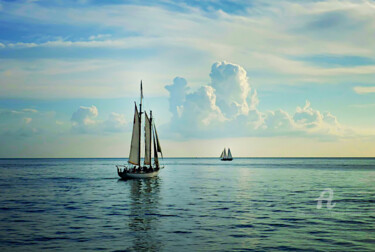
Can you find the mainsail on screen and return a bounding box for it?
[144,112,152,165]
[128,104,140,165]
[227,148,232,159]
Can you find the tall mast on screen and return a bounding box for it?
[150,110,153,166]
[139,80,143,166]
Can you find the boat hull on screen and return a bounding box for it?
[118,170,160,179]
[116,165,161,179]
[221,158,233,161]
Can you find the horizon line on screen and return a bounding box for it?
[1,157,375,159]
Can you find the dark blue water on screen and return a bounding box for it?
[0,158,374,251]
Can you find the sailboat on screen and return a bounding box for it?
[220,148,233,161]
[116,82,164,179]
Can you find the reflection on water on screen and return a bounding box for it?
[127,178,162,251]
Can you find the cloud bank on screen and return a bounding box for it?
[353,86,375,94]
[165,61,349,139]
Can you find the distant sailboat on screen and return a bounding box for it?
[116,81,164,179]
[220,148,233,161]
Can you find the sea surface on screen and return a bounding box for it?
[0,158,374,251]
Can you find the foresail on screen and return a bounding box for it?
[220,150,224,158]
[154,125,163,158]
[128,104,140,165]
[144,112,152,165]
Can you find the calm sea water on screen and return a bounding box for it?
[0,158,374,251]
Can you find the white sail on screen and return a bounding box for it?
[128,104,140,165]
[144,112,152,165]
[227,148,232,159]
[154,126,163,158]
[220,150,224,158]
[223,148,227,159]
[153,126,159,167]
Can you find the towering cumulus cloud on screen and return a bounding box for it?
[209,62,252,118]
[165,61,259,138]
[165,61,346,139]
[165,77,188,118]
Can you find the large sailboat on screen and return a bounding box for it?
[116,82,164,179]
[220,148,233,161]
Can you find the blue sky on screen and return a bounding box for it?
[0,0,375,157]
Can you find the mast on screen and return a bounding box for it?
[153,126,159,167]
[139,81,143,166]
[150,110,153,166]
[144,111,152,166]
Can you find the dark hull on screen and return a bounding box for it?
[221,158,233,161]
[117,165,161,179]
[118,170,159,179]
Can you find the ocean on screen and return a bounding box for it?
[0,158,374,251]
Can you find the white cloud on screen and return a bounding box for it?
[166,84,225,137]
[209,61,253,118]
[165,77,189,117]
[165,61,351,139]
[353,86,375,94]
[165,62,257,138]
[165,61,261,138]
[7,42,38,48]
[71,105,128,134]
[0,108,48,137]
[264,109,294,132]
[89,34,111,40]
[5,37,192,50]
[294,100,323,129]
[103,112,128,132]
[0,108,38,118]
[293,101,346,137]
[260,101,347,138]
[183,85,225,126]
[166,61,258,124]
[0,43,5,49]
[71,105,98,130]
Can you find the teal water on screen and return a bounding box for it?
[0,158,374,251]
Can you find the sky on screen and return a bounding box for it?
[0,0,375,157]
